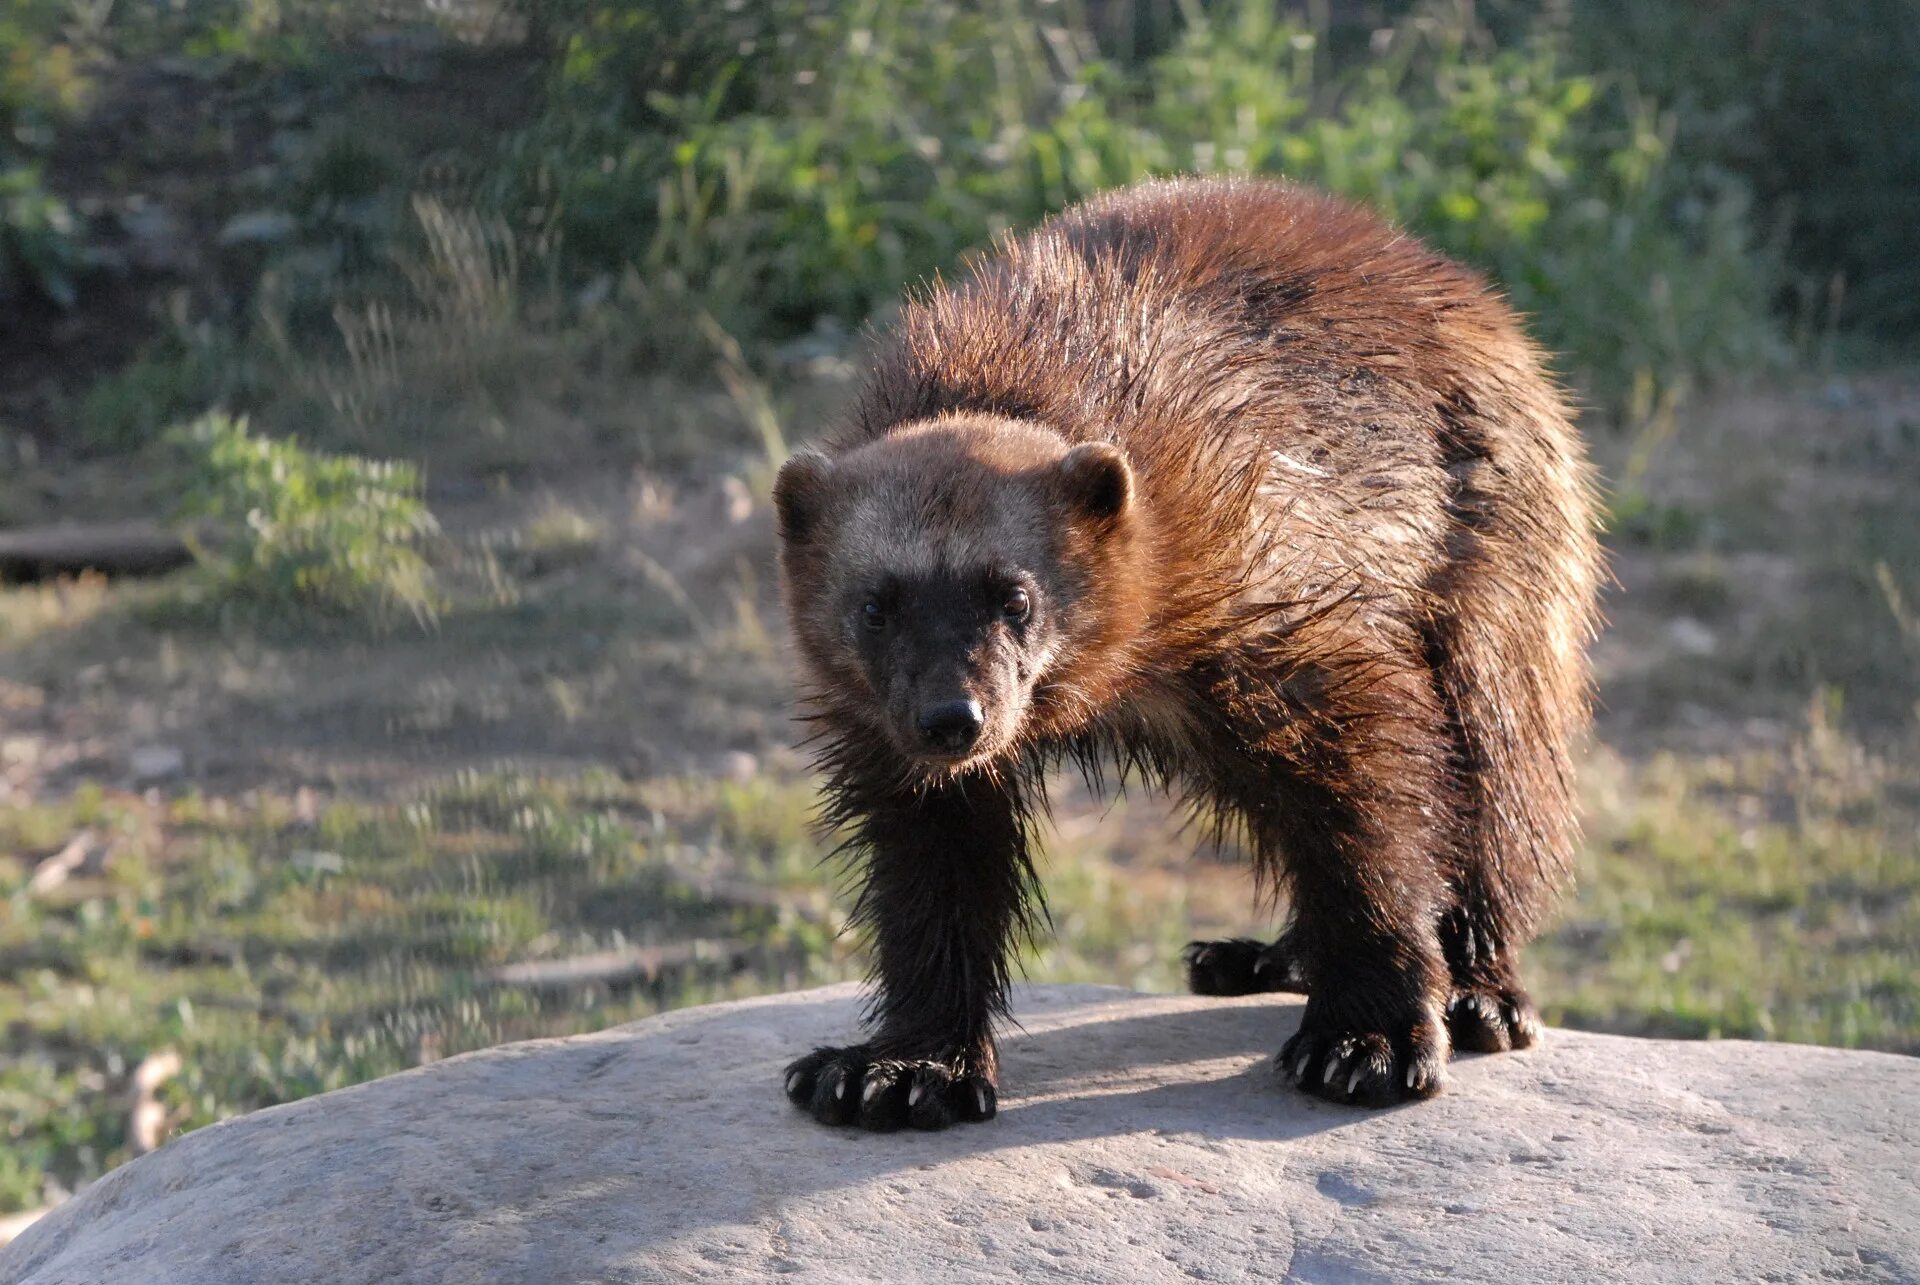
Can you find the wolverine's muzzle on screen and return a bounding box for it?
[917,699,985,755]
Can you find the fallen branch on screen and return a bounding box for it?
[480,938,748,993]
[27,831,102,896]
[0,521,192,581]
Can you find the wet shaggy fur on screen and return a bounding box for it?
[774,177,1603,1129]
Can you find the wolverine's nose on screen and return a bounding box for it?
[917,699,984,753]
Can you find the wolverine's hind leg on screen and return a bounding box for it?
[1429,646,1553,1054]
[1440,898,1544,1053]
[1182,927,1308,997]
[1424,563,1590,1054]
[1421,377,1600,1055]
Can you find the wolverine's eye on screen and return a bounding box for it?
[861,600,887,632]
[1002,588,1031,622]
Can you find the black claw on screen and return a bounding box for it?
[1278,1010,1446,1108]
[906,1068,955,1130]
[856,1064,910,1132]
[810,1059,860,1125]
[1185,936,1305,997]
[784,1045,997,1132]
[1446,985,1540,1054]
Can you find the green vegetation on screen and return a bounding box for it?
[0,772,844,1211]
[526,0,1773,408]
[10,0,1861,459]
[168,414,439,628]
[1546,0,1920,338]
[0,3,86,309]
[1548,727,1920,1048]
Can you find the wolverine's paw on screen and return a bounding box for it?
[1182,936,1307,997]
[1276,1007,1447,1108]
[1446,984,1542,1054]
[783,1045,997,1132]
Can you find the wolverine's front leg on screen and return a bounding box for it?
[784,770,1041,1131]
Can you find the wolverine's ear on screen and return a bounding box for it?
[1058,442,1132,522]
[773,448,835,543]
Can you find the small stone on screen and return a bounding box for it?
[217,210,297,246]
[291,850,344,877]
[127,745,184,785]
[1669,617,1718,657]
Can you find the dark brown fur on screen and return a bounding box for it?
[774,177,1602,1128]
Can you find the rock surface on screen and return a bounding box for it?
[4,984,1916,1284]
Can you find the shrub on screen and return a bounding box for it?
[1,7,88,309]
[1548,0,1920,338]
[0,163,77,308]
[167,413,440,627]
[1119,7,1778,408]
[76,323,255,455]
[510,0,1778,417]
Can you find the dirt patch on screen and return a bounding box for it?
[1591,369,1920,755]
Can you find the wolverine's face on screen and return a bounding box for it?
[773,418,1135,773]
[840,555,1049,766]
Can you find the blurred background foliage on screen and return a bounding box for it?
[3,0,1913,460]
[515,0,1781,408]
[1,0,1916,1227]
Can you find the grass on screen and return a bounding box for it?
[1545,729,1919,1048]
[0,771,848,1212]
[4,710,1914,1213]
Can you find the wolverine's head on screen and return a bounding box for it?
[773,416,1140,773]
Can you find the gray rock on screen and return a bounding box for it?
[116,202,194,274]
[126,744,184,785]
[3,985,1916,1284]
[215,210,297,247]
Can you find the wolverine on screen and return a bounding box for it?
[772,177,1602,1130]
